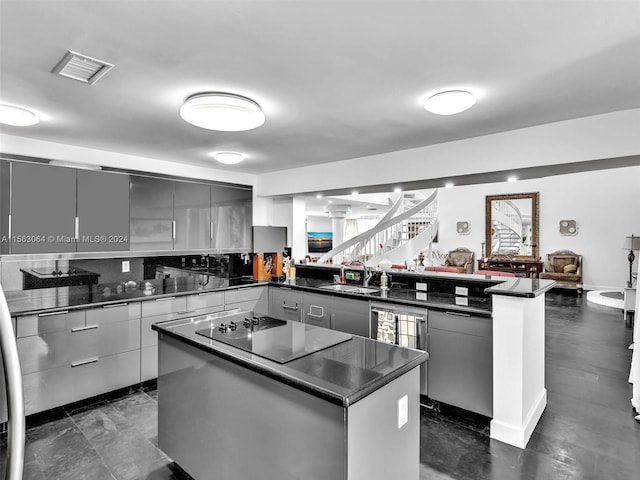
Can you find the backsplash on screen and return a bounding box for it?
[0,253,253,292]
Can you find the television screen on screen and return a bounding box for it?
[307,231,333,253]
[252,226,287,253]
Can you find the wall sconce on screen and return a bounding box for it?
[456,221,470,235]
[559,219,577,235]
[623,234,640,287]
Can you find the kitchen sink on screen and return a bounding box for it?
[318,284,380,294]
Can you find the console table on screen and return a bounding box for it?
[477,258,543,278]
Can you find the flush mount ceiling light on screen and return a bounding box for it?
[424,90,476,115]
[0,104,40,126]
[180,93,265,131]
[210,151,246,165]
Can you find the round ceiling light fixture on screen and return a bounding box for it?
[180,93,265,131]
[0,104,40,126]
[424,90,476,115]
[210,151,246,165]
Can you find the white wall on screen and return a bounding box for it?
[435,166,640,290]
[256,109,640,196]
[0,134,256,186]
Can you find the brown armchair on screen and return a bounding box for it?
[444,248,475,274]
[539,250,583,294]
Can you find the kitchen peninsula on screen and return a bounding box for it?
[153,309,426,480]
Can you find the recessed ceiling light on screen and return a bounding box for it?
[394,187,402,193]
[424,90,476,115]
[180,93,265,131]
[210,151,246,165]
[328,200,333,204]
[316,194,323,199]
[507,176,518,182]
[445,182,454,188]
[352,191,359,196]
[0,104,40,126]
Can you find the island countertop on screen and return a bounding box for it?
[152,309,427,407]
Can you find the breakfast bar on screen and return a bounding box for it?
[153,309,427,480]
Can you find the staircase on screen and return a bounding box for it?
[317,189,438,267]
[491,200,523,255]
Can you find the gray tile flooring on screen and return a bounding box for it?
[2,291,640,479]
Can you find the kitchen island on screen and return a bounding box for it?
[153,309,427,480]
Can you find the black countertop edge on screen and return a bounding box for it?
[295,264,557,299]
[7,280,269,317]
[269,279,493,316]
[484,279,557,298]
[153,323,427,407]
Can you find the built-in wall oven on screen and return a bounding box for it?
[370,302,428,396]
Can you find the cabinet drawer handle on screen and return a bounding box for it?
[307,313,324,319]
[102,303,128,309]
[444,311,471,317]
[198,292,219,297]
[71,357,99,368]
[74,216,80,240]
[38,310,69,317]
[71,324,99,332]
[172,220,176,239]
[282,304,299,311]
[177,310,197,315]
[155,297,176,302]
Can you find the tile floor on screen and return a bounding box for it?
[2,291,639,479]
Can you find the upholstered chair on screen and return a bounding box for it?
[444,248,475,274]
[539,250,583,293]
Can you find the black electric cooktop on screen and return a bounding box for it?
[196,316,352,364]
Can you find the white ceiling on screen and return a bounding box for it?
[1,0,640,175]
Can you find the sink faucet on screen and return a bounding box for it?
[343,260,373,287]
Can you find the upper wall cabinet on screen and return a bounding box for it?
[211,184,252,252]
[129,176,174,251]
[7,161,131,254]
[130,177,212,251]
[0,161,10,254]
[174,181,211,250]
[11,162,78,253]
[76,170,130,251]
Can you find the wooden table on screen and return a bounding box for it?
[477,258,544,278]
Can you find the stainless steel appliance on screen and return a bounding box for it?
[20,267,100,289]
[195,312,352,364]
[370,302,428,395]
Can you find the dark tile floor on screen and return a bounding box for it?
[2,291,639,479]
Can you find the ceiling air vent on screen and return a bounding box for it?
[51,50,114,85]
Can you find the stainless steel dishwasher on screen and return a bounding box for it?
[370,302,428,396]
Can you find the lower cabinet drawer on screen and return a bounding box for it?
[17,310,85,338]
[187,291,224,311]
[17,319,140,375]
[22,350,140,416]
[141,345,157,382]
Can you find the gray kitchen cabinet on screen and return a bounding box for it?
[186,290,225,317]
[211,184,252,251]
[427,310,493,417]
[328,295,369,337]
[76,169,130,251]
[10,161,77,253]
[174,180,211,250]
[16,303,141,416]
[301,292,369,336]
[0,160,9,254]
[141,296,188,381]
[224,286,268,314]
[268,286,303,322]
[301,292,334,329]
[130,175,174,251]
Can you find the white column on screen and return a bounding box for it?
[327,205,350,264]
[490,294,547,448]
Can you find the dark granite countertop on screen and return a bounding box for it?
[5,277,267,316]
[152,309,427,407]
[270,277,493,316]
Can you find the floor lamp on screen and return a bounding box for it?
[624,234,640,287]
